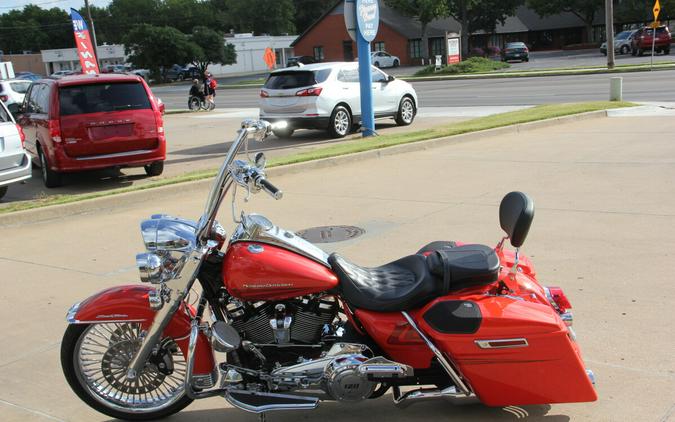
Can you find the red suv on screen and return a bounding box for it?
[18,74,166,187]
[631,25,672,56]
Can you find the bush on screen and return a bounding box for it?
[486,46,501,56]
[469,47,485,57]
[414,57,510,76]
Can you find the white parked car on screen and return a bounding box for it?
[0,100,31,200]
[371,51,400,68]
[259,62,417,138]
[0,79,32,113]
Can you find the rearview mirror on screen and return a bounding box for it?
[499,191,534,248]
[254,152,266,169]
[157,98,165,115]
[387,75,395,82]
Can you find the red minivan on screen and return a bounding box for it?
[18,74,166,187]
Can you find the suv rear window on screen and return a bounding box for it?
[264,69,331,89]
[58,82,151,116]
[10,82,31,94]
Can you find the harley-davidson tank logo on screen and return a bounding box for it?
[243,283,294,289]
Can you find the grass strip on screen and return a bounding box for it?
[0,101,635,215]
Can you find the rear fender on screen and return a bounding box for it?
[67,284,215,376]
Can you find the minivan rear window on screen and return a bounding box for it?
[264,69,331,89]
[58,82,151,116]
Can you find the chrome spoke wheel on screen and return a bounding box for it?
[74,323,186,413]
[334,110,349,136]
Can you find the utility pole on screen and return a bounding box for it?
[84,0,100,68]
[605,0,615,69]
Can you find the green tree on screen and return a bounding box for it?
[385,0,448,59]
[189,26,237,73]
[446,0,523,57]
[526,0,603,43]
[292,0,335,34]
[123,24,201,81]
[228,0,296,34]
[616,0,674,23]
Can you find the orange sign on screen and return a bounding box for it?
[263,48,276,70]
[653,0,661,21]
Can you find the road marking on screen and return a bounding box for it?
[660,402,675,422]
[0,398,66,422]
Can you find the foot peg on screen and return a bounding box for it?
[225,390,319,413]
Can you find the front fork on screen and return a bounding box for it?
[126,247,207,380]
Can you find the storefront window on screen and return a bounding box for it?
[373,41,385,52]
[313,46,324,61]
[430,38,443,57]
[409,39,421,58]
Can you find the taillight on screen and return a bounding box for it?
[296,87,322,97]
[48,119,62,143]
[0,95,8,102]
[544,286,573,326]
[15,124,25,148]
[260,90,269,98]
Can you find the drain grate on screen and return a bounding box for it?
[296,225,365,243]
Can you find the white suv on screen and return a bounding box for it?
[259,62,417,138]
[0,100,31,200]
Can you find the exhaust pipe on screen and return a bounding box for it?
[393,385,477,408]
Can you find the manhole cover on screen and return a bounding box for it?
[296,225,365,243]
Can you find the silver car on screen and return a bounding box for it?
[0,101,31,200]
[259,62,418,138]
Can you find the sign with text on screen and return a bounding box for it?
[356,0,379,42]
[70,9,99,74]
[447,37,460,64]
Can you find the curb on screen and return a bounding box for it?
[402,64,675,82]
[0,109,607,227]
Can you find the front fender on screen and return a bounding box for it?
[67,284,215,376]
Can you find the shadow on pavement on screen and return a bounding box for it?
[103,401,568,421]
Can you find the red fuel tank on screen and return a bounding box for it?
[222,242,339,301]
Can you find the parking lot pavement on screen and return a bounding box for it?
[0,106,528,207]
[1,114,674,421]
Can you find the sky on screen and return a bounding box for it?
[0,0,113,13]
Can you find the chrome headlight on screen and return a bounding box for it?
[136,252,163,283]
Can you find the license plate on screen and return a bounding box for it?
[88,124,134,140]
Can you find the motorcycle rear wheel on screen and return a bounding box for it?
[61,323,193,420]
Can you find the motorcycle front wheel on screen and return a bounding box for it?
[61,323,193,420]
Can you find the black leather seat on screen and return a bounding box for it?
[328,253,438,312]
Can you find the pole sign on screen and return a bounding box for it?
[447,37,460,64]
[356,0,379,42]
[70,9,100,74]
[653,0,661,21]
[344,0,357,42]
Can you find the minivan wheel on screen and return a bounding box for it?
[664,48,670,55]
[395,96,415,126]
[144,161,164,177]
[620,45,629,55]
[328,106,351,138]
[0,186,7,200]
[39,147,62,188]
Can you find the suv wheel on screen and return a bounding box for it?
[374,61,380,68]
[620,45,629,55]
[39,147,62,188]
[0,186,7,200]
[395,96,416,126]
[393,59,400,67]
[328,106,351,138]
[144,161,164,177]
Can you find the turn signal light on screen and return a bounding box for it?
[15,124,25,148]
[546,286,572,313]
[296,87,323,97]
[260,90,269,98]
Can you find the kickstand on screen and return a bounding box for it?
[258,412,267,422]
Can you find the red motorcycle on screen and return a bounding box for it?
[61,120,596,420]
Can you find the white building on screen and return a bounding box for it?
[208,34,296,76]
[39,34,295,77]
[41,44,126,75]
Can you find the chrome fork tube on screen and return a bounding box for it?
[127,248,205,379]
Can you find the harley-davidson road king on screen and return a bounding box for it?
[61,119,597,420]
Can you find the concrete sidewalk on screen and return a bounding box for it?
[0,115,674,421]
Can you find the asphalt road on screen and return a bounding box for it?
[153,69,675,109]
